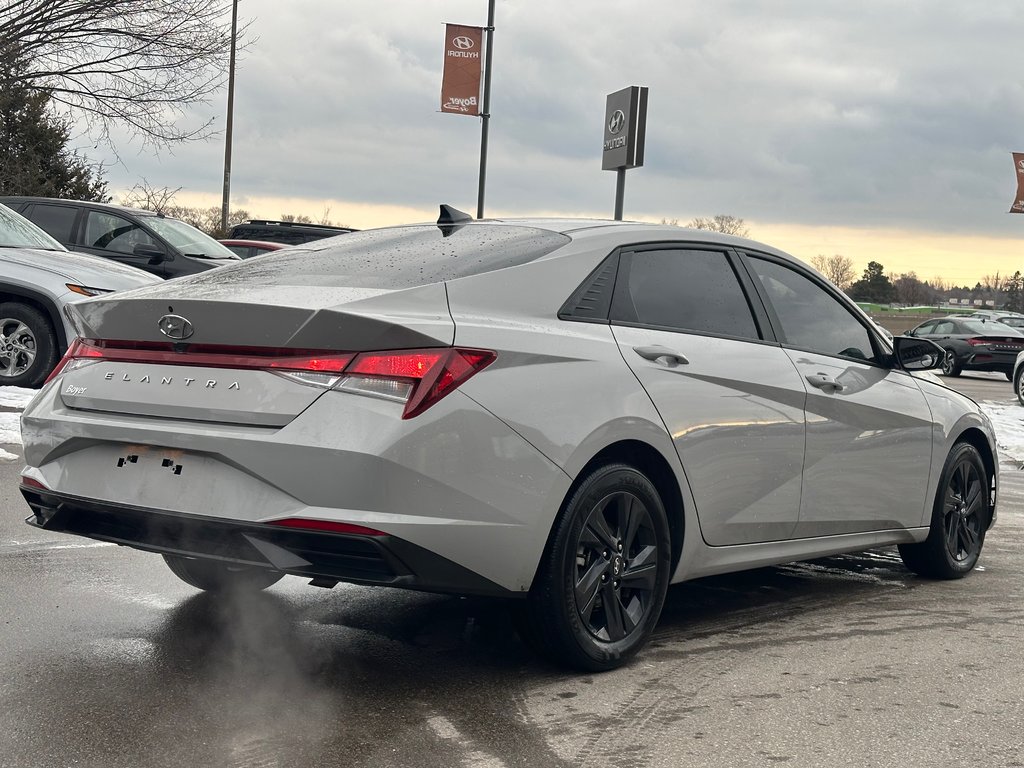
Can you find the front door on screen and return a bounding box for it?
[743,254,934,536]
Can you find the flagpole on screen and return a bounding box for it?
[476,0,495,219]
[220,0,239,233]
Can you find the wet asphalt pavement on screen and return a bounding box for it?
[2,374,1023,768]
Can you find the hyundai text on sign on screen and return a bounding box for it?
[441,24,484,116]
[602,86,648,171]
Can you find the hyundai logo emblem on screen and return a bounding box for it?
[608,109,626,135]
[158,314,194,340]
[453,36,475,50]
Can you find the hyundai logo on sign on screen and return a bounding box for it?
[453,36,475,50]
[158,314,194,340]
[602,86,648,171]
[608,110,625,135]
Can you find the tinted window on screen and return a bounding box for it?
[934,320,956,334]
[748,257,876,363]
[613,249,760,339]
[28,204,77,242]
[84,211,160,255]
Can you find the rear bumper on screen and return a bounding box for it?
[22,486,513,597]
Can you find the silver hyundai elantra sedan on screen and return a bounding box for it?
[19,211,997,670]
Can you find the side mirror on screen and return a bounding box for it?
[133,244,166,264]
[893,336,943,371]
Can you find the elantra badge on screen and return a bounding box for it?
[158,314,194,340]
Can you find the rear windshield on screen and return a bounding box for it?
[961,319,1020,335]
[187,224,571,289]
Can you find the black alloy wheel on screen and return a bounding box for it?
[523,463,671,671]
[940,349,961,377]
[1015,365,1024,407]
[899,442,988,579]
[573,491,659,643]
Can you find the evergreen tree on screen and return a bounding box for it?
[847,261,897,304]
[0,53,107,201]
[1004,271,1024,313]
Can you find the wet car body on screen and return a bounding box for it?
[905,317,1024,378]
[20,217,998,669]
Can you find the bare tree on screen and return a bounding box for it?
[0,0,244,146]
[893,272,933,306]
[930,276,950,292]
[121,180,248,237]
[121,179,181,213]
[659,217,679,226]
[809,254,855,292]
[982,272,1004,293]
[686,214,749,237]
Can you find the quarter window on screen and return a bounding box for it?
[612,249,760,339]
[748,256,877,363]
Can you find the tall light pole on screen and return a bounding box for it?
[475,0,495,219]
[220,0,239,234]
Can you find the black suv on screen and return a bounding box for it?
[0,197,240,278]
[229,220,356,246]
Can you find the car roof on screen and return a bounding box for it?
[0,196,160,218]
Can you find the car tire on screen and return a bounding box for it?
[162,554,284,592]
[0,302,58,388]
[523,463,672,671]
[1015,366,1024,406]
[940,349,961,377]
[898,442,989,579]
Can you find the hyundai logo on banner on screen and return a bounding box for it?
[602,86,648,171]
[440,23,484,116]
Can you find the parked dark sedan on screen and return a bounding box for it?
[905,317,1024,378]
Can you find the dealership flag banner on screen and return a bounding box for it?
[1011,153,1024,213]
[440,24,484,115]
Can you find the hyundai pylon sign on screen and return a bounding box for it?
[1010,152,1024,213]
[440,24,484,115]
[602,86,648,171]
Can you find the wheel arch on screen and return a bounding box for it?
[555,440,685,575]
[953,426,997,527]
[0,284,68,350]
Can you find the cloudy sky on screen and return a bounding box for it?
[88,0,1024,285]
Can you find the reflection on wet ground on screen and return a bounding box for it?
[2,546,932,768]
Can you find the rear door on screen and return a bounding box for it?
[742,253,934,536]
[610,245,807,546]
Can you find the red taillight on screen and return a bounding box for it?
[20,476,50,491]
[966,338,987,347]
[43,338,355,384]
[47,338,495,419]
[345,347,496,419]
[266,517,385,536]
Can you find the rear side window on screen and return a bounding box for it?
[747,256,877,363]
[28,204,77,242]
[611,248,760,340]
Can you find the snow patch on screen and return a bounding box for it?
[0,387,37,409]
[0,411,21,446]
[979,400,1024,463]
